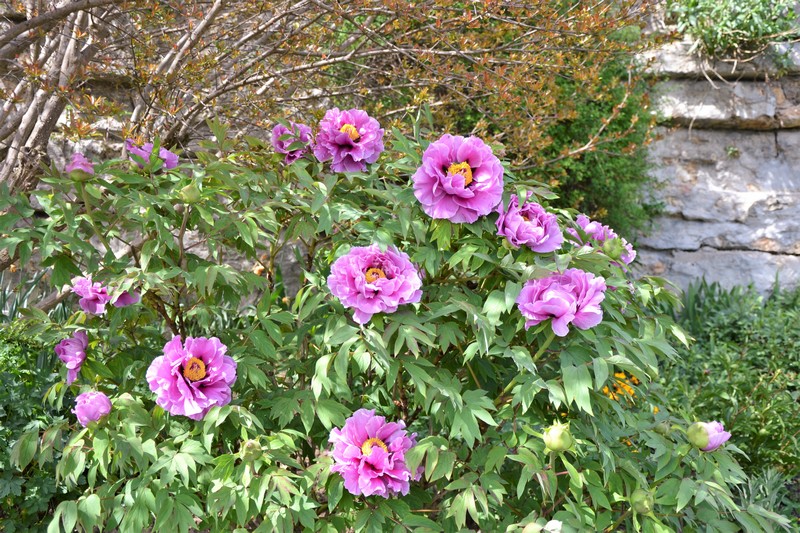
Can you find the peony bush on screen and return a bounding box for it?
[3,110,790,532]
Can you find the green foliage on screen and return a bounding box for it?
[0,325,75,531]
[660,281,800,511]
[1,113,790,532]
[538,60,659,237]
[667,0,799,59]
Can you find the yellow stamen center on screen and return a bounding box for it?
[361,437,388,456]
[365,267,386,283]
[183,357,207,382]
[448,161,473,186]
[340,124,360,141]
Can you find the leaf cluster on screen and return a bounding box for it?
[661,281,800,479]
[667,0,799,59]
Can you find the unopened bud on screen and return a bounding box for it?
[179,183,201,204]
[240,439,262,462]
[602,238,625,260]
[654,421,671,436]
[630,488,654,514]
[542,422,574,452]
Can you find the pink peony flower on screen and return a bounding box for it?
[687,421,732,452]
[313,108,384,172]
[329,408,422,498]
[125,139,179,170]
[271,121,313,164]
[65,153,95,180]
[55,331,88,385]
[412,134,504,224]
[73,391,112,427]
[567,214,636,265]
[516,268,607,337]
[146,336,237,420]
[112,290,140,308]
[327,245,423,325]
[496,193,563,252]
[71,276,112,315]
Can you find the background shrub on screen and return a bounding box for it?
[667,0,799,59]
[659,281,800,524]
[0,1,659,238]
[0,325,75,532]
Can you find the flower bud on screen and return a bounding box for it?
[65,153,95,181]
[179,184,201,204]
[542,422,574,452]
[601,238,625,261]
[240,439,262,462]
[630,488,654,514]
[687,421,731,452]
[654,420,671,436]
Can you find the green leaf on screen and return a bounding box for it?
[315,399,350,430]
[59,501,78,533]
[11,430,38,471]
[676,478,696,512]
[78,494,101,532]
[562,363,593,415]
[51,255,82,287]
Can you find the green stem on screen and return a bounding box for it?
[495,329,556,405]
[79,183,111,250]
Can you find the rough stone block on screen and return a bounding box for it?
[634,247,800,294]
[641,41,800,81]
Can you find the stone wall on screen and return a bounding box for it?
[636,41,800,292]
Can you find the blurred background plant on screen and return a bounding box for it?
[0,321,75,532]
[666,0,799,59]
[658,280,800,526]
[0,0,658,238]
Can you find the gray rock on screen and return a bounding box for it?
[641,41,800,81]
[635,247,800,293]
[639,46,800,294]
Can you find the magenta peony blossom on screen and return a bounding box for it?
[687,421,732,452]
[55,331,88,385]
[126,139,179,170]
[313,108,384,172]
[329,408,421,498]
[568,214,636,265]
[412,134,504,224]
[112,290,140,308]
[327,245,423,325]
[146,336,237,420]
[271,121,313,164]
[516,268,607,337]
[73,391,112,427]
[65,153,95,180]
[496,193,563,252]
[71,276,112,315]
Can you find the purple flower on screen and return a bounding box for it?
[412,134,504,224]
[71,276,112,315]
[65,153,95,180]
[313,108,384,172]
[271,121,313,164]
[73,391,112,427]
[516,268,607,337]
[568,214,636,265]
[327,245,423,325]
[125,139,179,170]
[55,331,88,385]
[496,193,563,252]
[112,290,140,308]
[329,408,421,498]
[146,336,237,420]
[687,421,732,452]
